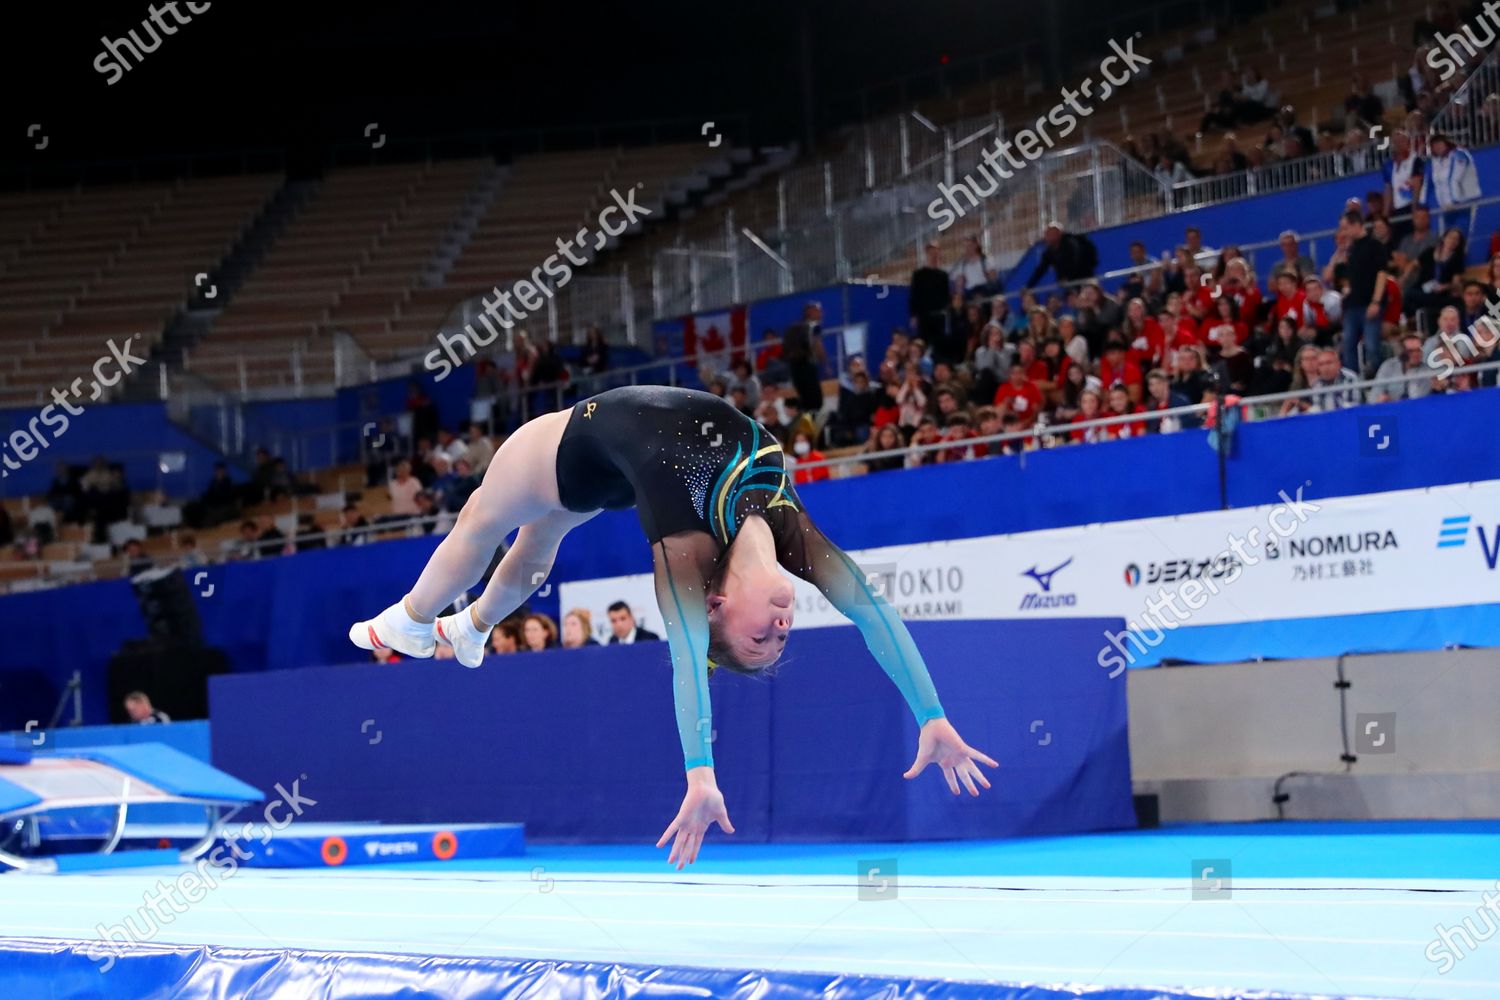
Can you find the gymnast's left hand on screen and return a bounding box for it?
[657,766,734,869]
[903,717,999,796]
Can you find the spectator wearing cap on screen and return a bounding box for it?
[909,242,952,343]
[1024,223,1099,289]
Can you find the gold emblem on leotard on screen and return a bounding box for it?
[584,401,597,419]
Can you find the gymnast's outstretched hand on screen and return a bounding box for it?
[657,766,735,869]
[903,717,999,796]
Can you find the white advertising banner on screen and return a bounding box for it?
[560,480,1500,644]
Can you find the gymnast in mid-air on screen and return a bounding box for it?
[351,384,997,867]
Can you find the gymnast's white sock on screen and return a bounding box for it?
[435,606,489,669]
[349,598,436,658]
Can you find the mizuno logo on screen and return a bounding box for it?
[1021,557,1074,593]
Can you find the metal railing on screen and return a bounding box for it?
[1166,143,1389,214]
[210,323,862,468]
[1432,45,1500,150]
[1016,190,1500,306]
[616,12,1500,328]
[0,509,456,596]
[790,357,1500,477]
[11,360,1497,595]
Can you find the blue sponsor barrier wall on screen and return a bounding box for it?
[208,619,1135,842]
[3,392,1498,726]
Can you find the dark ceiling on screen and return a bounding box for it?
[2,0,1164,174]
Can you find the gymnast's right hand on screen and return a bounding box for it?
[657,766,734,869]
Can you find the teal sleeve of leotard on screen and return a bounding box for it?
[651,538,717,770]
[780,514,945,724]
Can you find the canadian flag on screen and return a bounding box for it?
[683,305,747,370]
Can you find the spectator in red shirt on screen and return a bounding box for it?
[1121,297,1164,367]
[790,430,828,485]
[937,413,977,462]
[1161,311,1201,351]
[1037,338,1070,400]
[1199,296,1248,348]
[971,406,1005,457]
[1070,388,1105,443]
[1104,384,1147,438]
[993,363,1044,428]
[907,417,943,467]
[1269,271,1327,328]
[1219,258,1263,323]
[1014,339,1049,381]
[755,330,785,374]
[1099,337,1144,402]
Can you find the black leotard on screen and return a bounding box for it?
[555,386,945,769]
[557,386,802,544]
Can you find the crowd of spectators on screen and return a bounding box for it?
[759,194,1497,472]
[367,600,661,666]
[1125,3,1494,201]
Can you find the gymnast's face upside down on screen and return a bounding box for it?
[705,552,796,673]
